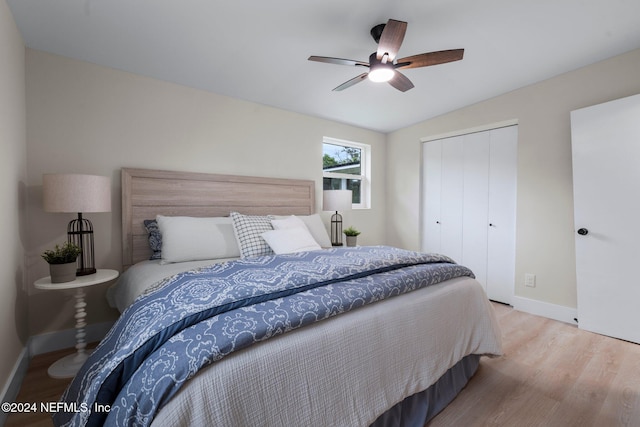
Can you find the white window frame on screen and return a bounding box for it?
[322,136,371,209]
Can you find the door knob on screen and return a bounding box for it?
[577,228,589,235]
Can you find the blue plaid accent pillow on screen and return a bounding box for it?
[230,212,274,258]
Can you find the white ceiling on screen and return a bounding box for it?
[7,0,640,133]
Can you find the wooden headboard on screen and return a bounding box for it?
[121,168,315,269]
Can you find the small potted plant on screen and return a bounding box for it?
[42,242,81,283]
[343,226,361,247]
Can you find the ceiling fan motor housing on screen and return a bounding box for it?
[370,23,386,43]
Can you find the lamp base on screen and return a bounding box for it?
[76,267,97,276]
[68,213,96,276]
[330,211,343,246]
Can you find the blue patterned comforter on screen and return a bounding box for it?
[53,246,474,427]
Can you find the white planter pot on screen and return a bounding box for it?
[49,262,77,283]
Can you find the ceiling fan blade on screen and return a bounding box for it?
[376,19,407,61]
[308,56,369,67]
[395,49,464,70]
[333,73,369,91]
[388,71,414,92]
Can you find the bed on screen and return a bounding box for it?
[53,168,503,427]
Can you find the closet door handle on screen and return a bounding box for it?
[489,223,495,227]
[577,228,589,236]
[436,221,440,224]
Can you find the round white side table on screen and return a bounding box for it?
[34,269,119,379]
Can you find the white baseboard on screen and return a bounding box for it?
[28,321,115,356]
[512,296,578,325]
[0,347,29,426]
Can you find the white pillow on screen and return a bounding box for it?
[156,215,240,264]
[300,214,332,247]
[271,215,307,231]
[271,214,332,248]
[261,227,322,254]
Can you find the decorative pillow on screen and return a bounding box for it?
[156,215,240,264]
[298,214,332,248]
[143,219,162,260]
[271,214,332,248]
[271,215,308,231]
[262,227,322,254]
[230,212,275,258]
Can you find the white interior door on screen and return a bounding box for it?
[571,93,640,344]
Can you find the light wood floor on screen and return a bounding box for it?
[5,346,80,427]
[428,303,640,427]
[6,303,640,426]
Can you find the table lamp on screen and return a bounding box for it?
[43,173,111,276]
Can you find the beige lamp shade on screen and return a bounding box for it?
[322,190,353,212]
[43,174,111,213]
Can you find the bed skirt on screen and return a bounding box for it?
[371,354,480,427]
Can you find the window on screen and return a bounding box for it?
[322,137,370,209]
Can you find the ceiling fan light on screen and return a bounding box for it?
[368,67,395,82]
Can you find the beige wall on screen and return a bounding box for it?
[386,48,640,309]
[25,49,387,335]
[0,0,28,394]
[12,17,640,360]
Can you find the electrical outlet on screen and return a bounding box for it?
[525,273,536,288]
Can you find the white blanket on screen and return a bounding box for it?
[150,276,503,426]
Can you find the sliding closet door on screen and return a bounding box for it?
[461,132,490,286]
[486,126,518,304]
[421,125,517,304]
[439,136,465,263]
[421,141,442,254]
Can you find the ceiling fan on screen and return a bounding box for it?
[308,19,464,92]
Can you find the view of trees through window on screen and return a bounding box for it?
[323,144,361,173]
[323,143,362,204]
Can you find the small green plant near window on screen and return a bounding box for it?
[343,226,361,237]
[41,242,81,264]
